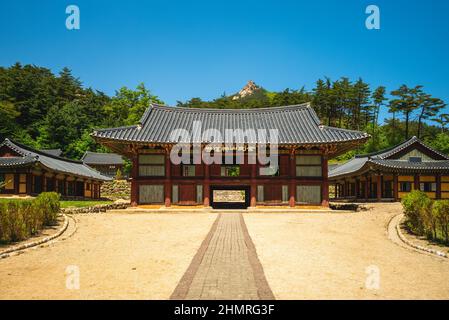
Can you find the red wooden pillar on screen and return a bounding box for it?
[393,174,399,201]
[164,151,171,207]
[436,174,441,200]
[355,178,360,199]
[376,174,382,201]
[250,162,257,207]
[289,150,296,207]
[203,162,210,207]
[414,174,420,191]
[321,155,329,207]
[130,155,139,206]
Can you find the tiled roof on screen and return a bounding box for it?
[81,151,124,165]
[92,103,369,145]
[371,159,449,170]
[0,139,111,182]
[355,136,449,160]
[329,136,449,179]
[40,149,63,157]
[328,157,369,178]
[0,156,37,167]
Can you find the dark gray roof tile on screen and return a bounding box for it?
[81,151,124,165]
[92,103,369,145]
[0,139,111,181]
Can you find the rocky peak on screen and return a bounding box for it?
[232,80,260,100]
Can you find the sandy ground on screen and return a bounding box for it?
[0,212,216,299]
[244,203,449,299]
[1,204,449,300]
[0,216,64,253]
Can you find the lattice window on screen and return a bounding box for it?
[296,156,322,177]
[139,154,165,177]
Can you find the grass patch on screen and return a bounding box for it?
[60,200,113,208]
[0,198,113,208]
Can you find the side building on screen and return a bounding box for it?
[81,151,126,178]
[92,103,368,208]
[0,139,111,198]
[329,136,449,201]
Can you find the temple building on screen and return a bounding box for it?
[0,139,110,198]
[92,103,368,208]
[329,136,449,201]
[81,151,125,178]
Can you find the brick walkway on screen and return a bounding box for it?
[170,213,274,300]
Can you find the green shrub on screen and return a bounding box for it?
[0,192,61,244]
[7,201,27,242]
[0,202,11,242]
[402,190,431,234]
[34,192,60,226]
[433,200,449,243]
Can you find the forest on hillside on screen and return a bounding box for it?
[1,63,448,162]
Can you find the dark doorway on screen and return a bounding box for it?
[210,185,250,209]
[75,181,84,197]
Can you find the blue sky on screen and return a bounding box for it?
[1,0,448,122]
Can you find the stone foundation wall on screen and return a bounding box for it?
[101,180,131,200]
[62,202,130,214]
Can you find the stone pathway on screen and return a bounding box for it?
[170,213,274,300]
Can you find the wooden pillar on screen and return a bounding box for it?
[414,174,420,191]
[376,174,382,201]
[436,174,442,200]
[321,155,329,207]
[130,155,139,206]
[164,151,171,207]
[393,174,399,201]
[289,149,296,207]
[250,162,257,207]
[203,162,210,207]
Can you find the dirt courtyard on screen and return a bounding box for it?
[245,203,449,299]
[1,204,449,299]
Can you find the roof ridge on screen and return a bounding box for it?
[148,102,312,113]
[1,138,84,164]
[354,136,417,159]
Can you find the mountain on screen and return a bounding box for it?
[232,80,266,100]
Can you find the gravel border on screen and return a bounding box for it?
[0,214,69,259]
[394,214,448,259]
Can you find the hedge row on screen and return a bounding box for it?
[0,192,60,244]
[402,190,449,244]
